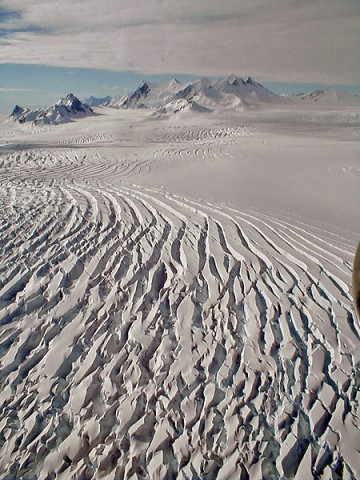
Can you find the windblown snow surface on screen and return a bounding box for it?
[0,102,359,480]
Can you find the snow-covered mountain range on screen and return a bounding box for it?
[107,78,184,109]
[295,87,360,106]
[106,77,360,114]
[9,94,94,125]
[107,75,282,114]
[8,80,360,126]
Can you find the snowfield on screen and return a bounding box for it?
[0,100,359,479]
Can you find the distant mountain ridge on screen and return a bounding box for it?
[83,95,112,106]
[107,79,184,109]
[295,87,360,106]
[107,75,283,114]
[106,78,360,114]
[9,94,94,125]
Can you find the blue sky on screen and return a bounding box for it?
[0,0,359,114]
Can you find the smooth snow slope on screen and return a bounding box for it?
[0,103,359,480]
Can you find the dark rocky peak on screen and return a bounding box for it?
[54,93,94,114]
[62,94,86,112]
[130,82,150,102]
[174,84,196,101]
[245,77,264,88]
[226,74,239,87]
[11,105,25,116]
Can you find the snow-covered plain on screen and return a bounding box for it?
[0,99,359,479]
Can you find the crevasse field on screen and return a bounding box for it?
[0,100,359,479]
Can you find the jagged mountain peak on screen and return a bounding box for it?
[162,78,182,90]
[127,82,151,106]
[226,74,240,86]
[8,93,94,125]
[138,81,150,91]
[245,76,265,88]
[57,93,89,112]
[11,105,26,116]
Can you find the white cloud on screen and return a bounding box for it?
[0,0,359,85]
[0,87,38,92]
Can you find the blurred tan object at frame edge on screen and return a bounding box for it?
[353,242,360,324]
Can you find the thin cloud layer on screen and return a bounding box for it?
[0,0,359,85]
[0,87,36,92]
